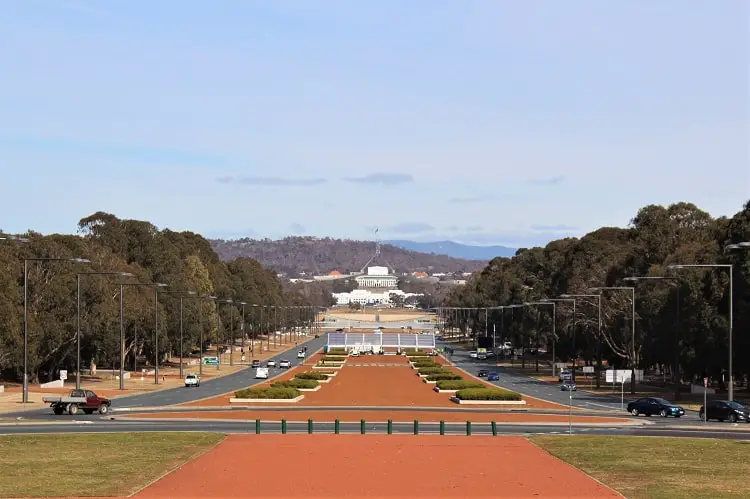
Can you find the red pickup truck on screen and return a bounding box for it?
[43,389,111,415]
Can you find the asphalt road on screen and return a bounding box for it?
[2,419,749,440]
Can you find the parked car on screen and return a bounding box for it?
[561,382,577,391]
[487,372,500,381]
[477,369,489,377]
[627,397,685,418]
[700,400,750,423]
[279,359,291,369]
[251,359,261,368]
[43,389,111,415]
[267,360,276,367]
[184,373,200,387]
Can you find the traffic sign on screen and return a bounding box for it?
[202,356,220,366]
[704,377,709,387]
[59,370,67,381]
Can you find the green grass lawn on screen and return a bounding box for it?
[0,432,225,498]
[532,436,750,499]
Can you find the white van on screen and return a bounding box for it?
[255,367,269,379]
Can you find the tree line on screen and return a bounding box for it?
[443,201,750,396]
[0,212,327,383]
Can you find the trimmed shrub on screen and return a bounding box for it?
[406,352,431,357]
[454,388,522,401]
[234,387,301,399]
[412,360,439,368]
[327,348,347,355]
[417,367,444,376]
[271,379,319,389]
[435,380,485,390]
[426,373,462,381]
[321,356,347,362]
[295,371,330,380]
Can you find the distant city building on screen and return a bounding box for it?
[412,271,429,279]
[355,266,397,289]
[332,288,422,306]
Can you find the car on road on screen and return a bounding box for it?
[469,351,478,359]
[561,382,577,391]
[255,367,269,379]
[627,397,685,418]
[279,359,291,368]
[43,389,111,415]
[184,373,200,387]
[699,400,750,423]
[477,369,489,377]
[251,359,261,368]
[487,372,500,381]
[297,350,306,358]
[267,360,276,367]
[558,369,572,382]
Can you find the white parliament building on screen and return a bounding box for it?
[332,266,421,306]
[354,266,398,288]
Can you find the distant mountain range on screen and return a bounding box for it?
[385,240,517,260]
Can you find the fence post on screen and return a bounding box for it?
[334,419,340,434]
[387,419,393,434]
[466,421,471,436]
[360,419,366,434]
[439,420,445,435]
[413,420,419,435]
[255,419,261,434]
[491,421,497,436]
[308,419,313,434]
[281,419,287,434]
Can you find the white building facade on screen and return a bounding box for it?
[354,266,398,288]
[332,288,422,306]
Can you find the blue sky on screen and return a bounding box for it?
[1,1,747,248]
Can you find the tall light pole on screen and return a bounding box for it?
[76,271,133,389]
[667,263,734,400]
[23,257,90,403]
[216,299,234,367]
[589,286,636,393]
[197,295,217,376]
[525,301,556,376]
[561,293,602,388]
[542,298,576,381]
[118,282,167,389]
[158,290,197,378]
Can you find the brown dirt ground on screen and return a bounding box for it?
[133,434,620,498]
[126,410,630,424]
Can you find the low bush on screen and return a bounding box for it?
[426,373,462,381]
[295,371,329,380]
[412,360,439,368]
[417,367,444,376]
[321,356,347,362]
[326,348,347,355]
[454,388,522,401]
[271,379,319,389]
[405,351,431,357]
[234,387,301,399]
[435,380,485,390]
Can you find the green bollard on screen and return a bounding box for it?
[413,420,419,435]
[281,419,287,434]
[491,421,497,436]
[255,419,261,434]
[466,421,472,436]
[308,419,313,434]
[439,420,445,435]
[360,419,366,434]
[334,419,340,434]
[387,419,393,434]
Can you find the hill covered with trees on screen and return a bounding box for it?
[209,236,486,275]
[445,201,750,395]
[0,212,330,383]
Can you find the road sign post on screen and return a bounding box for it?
[704,377,708,423]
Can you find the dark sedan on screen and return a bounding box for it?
[627,397,685,418]
[700,400,750,423]
[487,372,500,381]
[477,369,489,377]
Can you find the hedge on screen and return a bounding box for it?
[271,379,319,389]
[426,373,462,381]
[435,380,485,390]
[295,371,330,380]
[326,348,347,355]
[406,352,431,357]
[321,356,347,362]
[234,387,301,399]
[454,387,522,401]
[417,367,444,376]
[412,360,439,368]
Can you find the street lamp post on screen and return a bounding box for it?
[197,295,217,376]
[667,263,735,400]
[76,271,133,389]
[216,299,234,366]
[525,302,556,376]
[560,293,602,388]
[158,290,198,378]
[23,257,90,403]
[543,298,576,381]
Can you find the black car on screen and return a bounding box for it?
[700,400,750,423]
[626,397,685,418]
[477,369,489,377]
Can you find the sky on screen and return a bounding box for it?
[1,0,748,248]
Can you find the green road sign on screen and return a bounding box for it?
[202,356,220,366]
